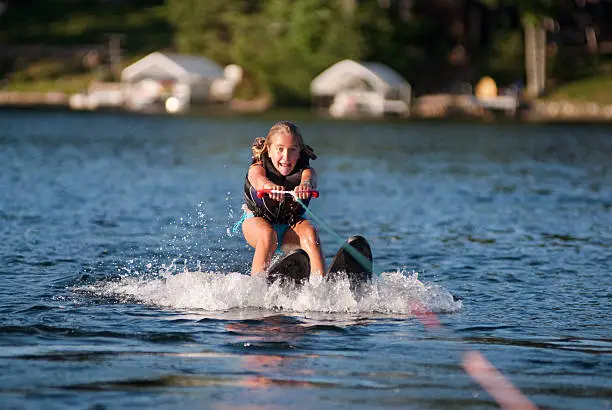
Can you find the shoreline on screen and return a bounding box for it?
[2,90,612,123]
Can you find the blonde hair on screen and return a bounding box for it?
[251,121,316,162]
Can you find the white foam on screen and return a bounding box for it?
[74,269,462,315]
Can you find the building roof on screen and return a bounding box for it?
[310,59,409,96]
[121,52,225,83]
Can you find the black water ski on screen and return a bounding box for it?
[266,249,310,286]
[326,235,373,290]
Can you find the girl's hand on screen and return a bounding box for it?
[263,182,284,202]
[294,181,313,200]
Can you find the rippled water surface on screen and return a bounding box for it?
[1,109,611,409]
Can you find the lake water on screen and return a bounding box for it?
[1,109,611,410]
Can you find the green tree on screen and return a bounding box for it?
[237,0,364,104]
[488,29,524,85]
[167,0,364,105]
[355,3,443,86]
[166,0,244,64]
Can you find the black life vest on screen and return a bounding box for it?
[243,153,312,225]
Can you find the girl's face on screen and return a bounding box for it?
[268,132,301,176]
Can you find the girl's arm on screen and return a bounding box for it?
[295,168,317,200]
[248,163,284,201]
[300,168,317,188]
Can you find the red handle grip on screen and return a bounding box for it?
[256,189,319,198]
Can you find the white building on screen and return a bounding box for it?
[310,59,411,118]
[121,52,241,113]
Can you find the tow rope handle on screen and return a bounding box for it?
[256,189,319,198]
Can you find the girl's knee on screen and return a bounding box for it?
[257,228,278,250]
[300,226,320,248]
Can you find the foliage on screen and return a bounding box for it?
[0,1,170,52]
[167,0,364,105]
[166,0,239,64]
[486,29,524,85]
[354,2,436,78]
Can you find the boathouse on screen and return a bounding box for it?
[310,59,412,118]
[120,52,233,112]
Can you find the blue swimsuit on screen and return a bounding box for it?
[232,209,289,249]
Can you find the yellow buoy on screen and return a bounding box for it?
[475,76,497,99]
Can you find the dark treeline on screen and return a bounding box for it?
[2,0,612,104]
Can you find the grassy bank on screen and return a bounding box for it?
[543,73,612,105]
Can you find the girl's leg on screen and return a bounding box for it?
[283,220,326,276]
[242,217,278,275]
